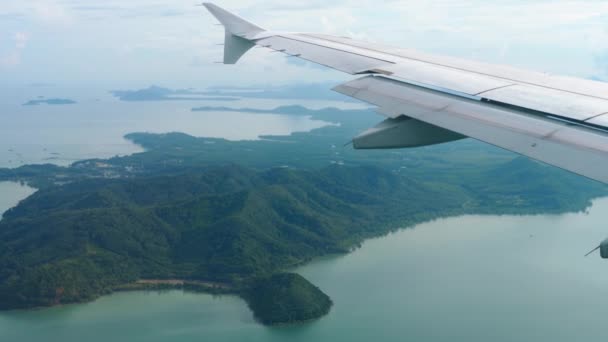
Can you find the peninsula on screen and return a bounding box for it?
[0,105,605,325]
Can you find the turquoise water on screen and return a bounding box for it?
[3,198,608,341]
[0,86,358,168]
[0,182,36,219]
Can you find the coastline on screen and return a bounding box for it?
[7,196,606,312]
[114,279,234,294]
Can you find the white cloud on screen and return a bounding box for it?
[0,51,20,68]
[0,32,30,69]
[30,0,73,26]
[0,0,73,26]
[2,0,608,84]
[14,32,29,49]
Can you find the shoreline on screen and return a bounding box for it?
[114,279,234,293]
[5,197,606,315]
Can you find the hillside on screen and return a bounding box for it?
[0,158,605,316]
[0,165,434,310]
[244,273,332,325]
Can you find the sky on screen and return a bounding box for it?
[1,0,608,89]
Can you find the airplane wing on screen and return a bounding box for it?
[203,3,608,184]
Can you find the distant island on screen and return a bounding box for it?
[110,85,239,102]
[200,83,357,102]
[191,104,340,116]
[111,83,355,102]
[22,98,76,106]
[0,104,606,325]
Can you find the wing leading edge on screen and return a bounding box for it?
[203,3,608,184]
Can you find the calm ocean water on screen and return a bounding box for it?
[2,198,608,342]
[0,182,36,219]
[0,86,361,168]
[3,86,608,341]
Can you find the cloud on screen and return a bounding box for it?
[14,32,29,49]
[595,51,608,79]
[2,0,608,85]
[0,12,25,21]
[0,32,30,69]
[30,0,73,26]
[0,51,20,68]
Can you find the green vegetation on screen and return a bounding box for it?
[0,104,606,324]
[0,160,603,315]
[244,273,332,325]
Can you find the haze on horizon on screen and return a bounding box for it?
[1,0,607,90]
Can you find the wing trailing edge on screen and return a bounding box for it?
[335,75,608,184]
[203,3,608,185]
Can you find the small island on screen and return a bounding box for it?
[22,98,76,106]
[244,273,332,325]
[110,85,238,102]
[110,84,352,102]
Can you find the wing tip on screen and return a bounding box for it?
[202,2,265,38]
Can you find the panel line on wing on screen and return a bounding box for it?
[474,84,517,96]
[301,34,608,101]
[336,75,608,141]
[351,74,608,132]
[253,35,393,74]
[278,34,396,64]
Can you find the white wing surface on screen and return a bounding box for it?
[203,3,608,184]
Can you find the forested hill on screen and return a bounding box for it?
[0,159,605,312]
[1,105,606,324]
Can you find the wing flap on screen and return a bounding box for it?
[335,76,608,184]
[374,61,516,96]
[480,85,608,121]
[587,114,608,127]
[305,33,608,101]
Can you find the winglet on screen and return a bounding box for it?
[203,3,265,38]
[203,3,265,64]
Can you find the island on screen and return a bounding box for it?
[110,85,239,102]
[111,84,353,102]
[22,98,76,106]
[0,104,606,325]
[244,273,332,325]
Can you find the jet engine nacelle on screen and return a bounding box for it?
[600,239,608,259]
[353,115,466,149]
[585,238,608,258]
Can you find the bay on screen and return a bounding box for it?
[0,86,360,168]
[3,198,608,341]
[0,182,37,219]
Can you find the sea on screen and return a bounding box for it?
[1,85,608,341]
[0,85,361,168]
[1,197,608,342]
